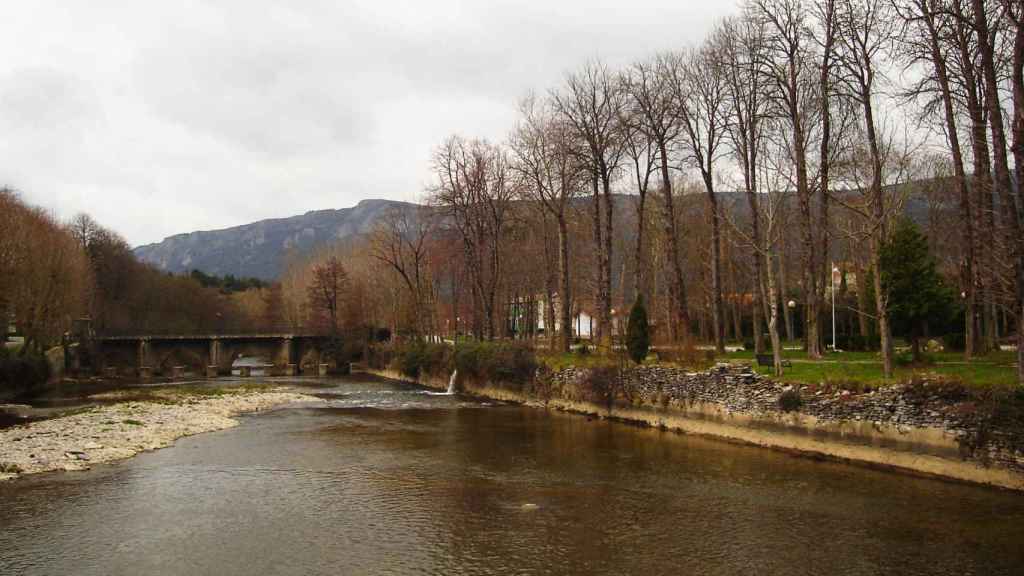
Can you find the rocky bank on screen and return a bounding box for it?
[0,390,318,481]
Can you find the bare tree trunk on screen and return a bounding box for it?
[778,243,795,342]
[541,212,558,350]
[973,0,1019,355]
[745,171,765,353]
[590,174,604,346]
[973,0,1022,255]
[1007,2,1024,384]
[870,243,893,377]
[633,193,647,302]
[707,181,725,353]
[914,0,975,358]
[951,4,997,354]
[765,251,784,375]
[558,215,572,354]
[658,147,690,341]
[865,93,893,378]
[791,107,820,357]
[600,172,615,350]
[816,0,836,354]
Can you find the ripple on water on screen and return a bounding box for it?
[1,379,1023,576]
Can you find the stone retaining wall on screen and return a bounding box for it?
[361,364,1024,491]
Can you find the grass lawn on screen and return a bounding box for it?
[743,349,1019,389]
[538,351,622,372]
[539,342,1019,390]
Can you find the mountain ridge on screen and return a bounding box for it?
[135,190,934,281]
[133,198,419,280]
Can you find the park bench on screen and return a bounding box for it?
[756,354,791,368]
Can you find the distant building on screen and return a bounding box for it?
[507,295,618,340]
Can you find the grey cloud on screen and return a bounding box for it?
[1,0,734,246]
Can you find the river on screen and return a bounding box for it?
[2,375,1023,575]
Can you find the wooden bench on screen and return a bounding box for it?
[756,354,791,368]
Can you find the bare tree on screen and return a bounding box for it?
[896,0,977,359]
[307,256,349,337]
[431,136,514,340]
[618,85,660,306]
[370,205,435,340]
[625,54,692,342]
[551,61,626,349]
[753,0,827,358]
[1005,0,1024,384]
[674,36,731,353]
[510,95,585,352]
[833,0,899,377]
[719,12,772,354]
[947,0,1000,353]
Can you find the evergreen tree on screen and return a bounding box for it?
[880,219,956,362]
[626,295,651,365]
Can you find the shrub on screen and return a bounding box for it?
[944,332,966,352]
[454,341,537,388]
[741,338,755,352]
[366,344,393,370]
[393,341,452,379]
[657,343,714,370]
[580,365,619,408]
[778,389,803,412]
[895,350,935,367]
[0,347,51,396]
[398,345,423,378]
[626,296,651,364]
[843,333,880,352]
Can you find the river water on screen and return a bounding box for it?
[2,376,1023,575]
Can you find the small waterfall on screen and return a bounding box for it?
[446,369,458,394]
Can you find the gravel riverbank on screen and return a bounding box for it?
[0,389,318,481]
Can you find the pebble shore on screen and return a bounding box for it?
[0,390,318,481]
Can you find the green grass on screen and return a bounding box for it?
[542,341,1018,390]
[537,352,621,372]
[122,419,144,426]
[722,348,880,362]
[746,351,1018,389]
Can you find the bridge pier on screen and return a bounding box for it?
[279,337,293,371]
[208,339,221,378]
[137,338,151,378]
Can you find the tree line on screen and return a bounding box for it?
[4,0,1022,387]
[0,188,287,356]
[293,0,1022,385]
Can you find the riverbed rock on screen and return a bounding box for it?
[0,390,319,481]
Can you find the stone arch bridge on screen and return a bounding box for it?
[92,333,332,378]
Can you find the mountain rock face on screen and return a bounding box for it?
[134,199,417,280]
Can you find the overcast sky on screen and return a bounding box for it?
[1,0,735,246]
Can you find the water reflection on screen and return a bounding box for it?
[1,376,1022,575]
